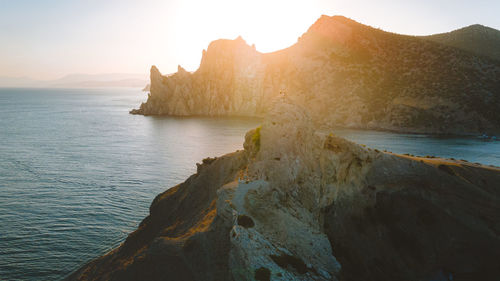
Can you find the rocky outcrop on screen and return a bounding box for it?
[131,15,500,135]
[71,99,500,281]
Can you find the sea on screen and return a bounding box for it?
[0,87,498,280]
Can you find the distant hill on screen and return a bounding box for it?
[423,24,500,61]
[0,73,148,88]
[0,76,45,87]
[132,15,500,135]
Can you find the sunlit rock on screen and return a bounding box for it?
[131,15,500,136]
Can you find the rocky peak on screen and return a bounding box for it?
[149,65,163,81]
[150,65,160,75]
[446,23,500,40]
[463,24,496,34]
[175,65,190,78]
[198,36,259,73]
[204,36,253,55]
[247,98,317,186]
[424,23,500,61]
[305,15,358,43]
[177,65,186,73]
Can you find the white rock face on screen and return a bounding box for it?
[212,98,387,280]
[218,179,340,281]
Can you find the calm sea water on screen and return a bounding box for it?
[0,88,260,281]
[0,88,498,281]
[333,129,500,166]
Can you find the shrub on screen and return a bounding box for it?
[202,157,217,165]
[237,214,255,228]
[252,126,261,151]
[255,267,271,281]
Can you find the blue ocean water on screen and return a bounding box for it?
[0,88,260,280]
[333,129,500,166]
[0,88,498,280]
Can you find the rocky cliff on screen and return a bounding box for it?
[71,100,500,281]
[131,15,500,135]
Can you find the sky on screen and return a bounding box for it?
[0,0,499,80]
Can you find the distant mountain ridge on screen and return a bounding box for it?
[0,76,44,87]
[0,73,148,88]
[423,24,500,61]
[132,15,500,135]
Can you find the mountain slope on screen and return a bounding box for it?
[132,15,500,135]
[423,24,500,61]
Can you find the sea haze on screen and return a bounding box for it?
[0,88,498,280]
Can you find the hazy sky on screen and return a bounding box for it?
[1,0,499,80]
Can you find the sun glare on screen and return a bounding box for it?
[162,0,321,72]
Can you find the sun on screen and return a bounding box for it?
[161,0,322,72]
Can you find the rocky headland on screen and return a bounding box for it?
[131,15,500,136]
[71,99,500,281]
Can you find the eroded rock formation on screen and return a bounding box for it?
[131,15,500,135]
[71,99,500,281]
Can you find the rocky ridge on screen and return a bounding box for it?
[131,15,500,135]
[71,99,500,281]
[423,24,500,61]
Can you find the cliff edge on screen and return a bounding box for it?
[72,99,500,281]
